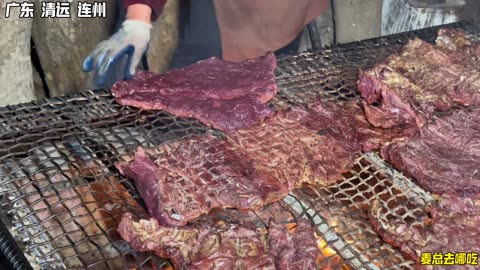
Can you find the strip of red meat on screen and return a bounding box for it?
[224,103,358,190]
[435,28,480,69]
[115,136,288,226]
[357,38,457,129]
[304,99,416,152]
[357,64,432,128]
[357,29,480,129]
[111,53,278,132]
[381,107,480,197]
[117,202,320,270]
[435,28,480,106]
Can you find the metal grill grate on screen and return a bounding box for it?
[285,153,434,270]
[0,21,478,270]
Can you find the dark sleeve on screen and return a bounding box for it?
[124,0,168,21]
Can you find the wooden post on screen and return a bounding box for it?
[0,0,36,106]
[32,0,117,97]
[147,0,180,73]
[332,0,383,44]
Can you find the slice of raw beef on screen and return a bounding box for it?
[224,103,358,190]
[357,38,457,128]
[435,28,480,70]
[381,106,480,197]
[111,53,278,132]
[435,28,480,106]
[357,29,480,129]
[115,135,288,226]
[303,99,416,152]
[117,202,320,270]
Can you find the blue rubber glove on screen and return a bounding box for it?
[83,20,152,88]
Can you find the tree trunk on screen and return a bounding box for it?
[333,0,383,43]
[147,0,180,73]
[381,0,461,36]
[0,0,35,106]
[33,65,46,101]
[32,0,117,97]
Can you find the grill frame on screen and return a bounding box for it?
[0,21,478,270]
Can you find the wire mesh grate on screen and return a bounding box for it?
[285,153,434,270]
[0,21,478,269]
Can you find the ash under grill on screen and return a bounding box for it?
[0,21,478,270]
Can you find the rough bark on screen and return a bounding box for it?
[0,0,36,106]
[314,8,335,47]
[32,0,117,97]
[298,6,335,52]
[32,65,46,101]
[381,0,461,36]
[333,0,383,43]
[147,0,180,73]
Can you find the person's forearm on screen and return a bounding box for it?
[126,4,152,23]
[124,0,167,21]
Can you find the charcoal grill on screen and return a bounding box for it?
[1,21,478,270]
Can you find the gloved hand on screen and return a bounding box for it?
[82,19,152,88]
